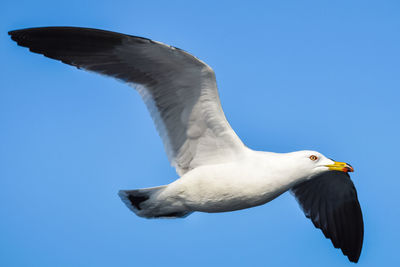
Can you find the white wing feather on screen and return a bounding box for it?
[9,27,245,175]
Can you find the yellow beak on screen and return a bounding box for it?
[325,161,354,173]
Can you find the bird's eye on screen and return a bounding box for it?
[309,155,318,161]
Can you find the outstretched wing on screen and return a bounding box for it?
[9,27,245,175]
[291,171,364,263]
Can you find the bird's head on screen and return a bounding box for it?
[287,150,354,178]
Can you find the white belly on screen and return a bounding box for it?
[162,158,297,213]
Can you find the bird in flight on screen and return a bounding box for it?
[9,27,363,263]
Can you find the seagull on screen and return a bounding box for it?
[9,27,363,263]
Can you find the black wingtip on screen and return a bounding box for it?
[8,28,29,37]
[8,29,19,41]
[7,26,130,64]
[348,253,360,263]
[8,28,37,46]
[349,257,359,263]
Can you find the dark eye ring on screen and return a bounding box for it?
[309,155,318,161]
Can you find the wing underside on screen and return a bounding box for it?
[291,171,364,262]
[9,27,244,175]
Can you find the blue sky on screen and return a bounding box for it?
[1,1,399,266]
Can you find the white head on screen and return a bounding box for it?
[284,150,354,180]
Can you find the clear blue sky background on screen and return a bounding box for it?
[1,1,399,266]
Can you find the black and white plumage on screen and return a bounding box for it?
[9,27,243,176]
[9,27,363,263]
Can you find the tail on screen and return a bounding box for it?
[118,185,192,219]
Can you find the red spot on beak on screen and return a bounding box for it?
[343,165,354,172]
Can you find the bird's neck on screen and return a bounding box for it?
[248,150,310,189]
